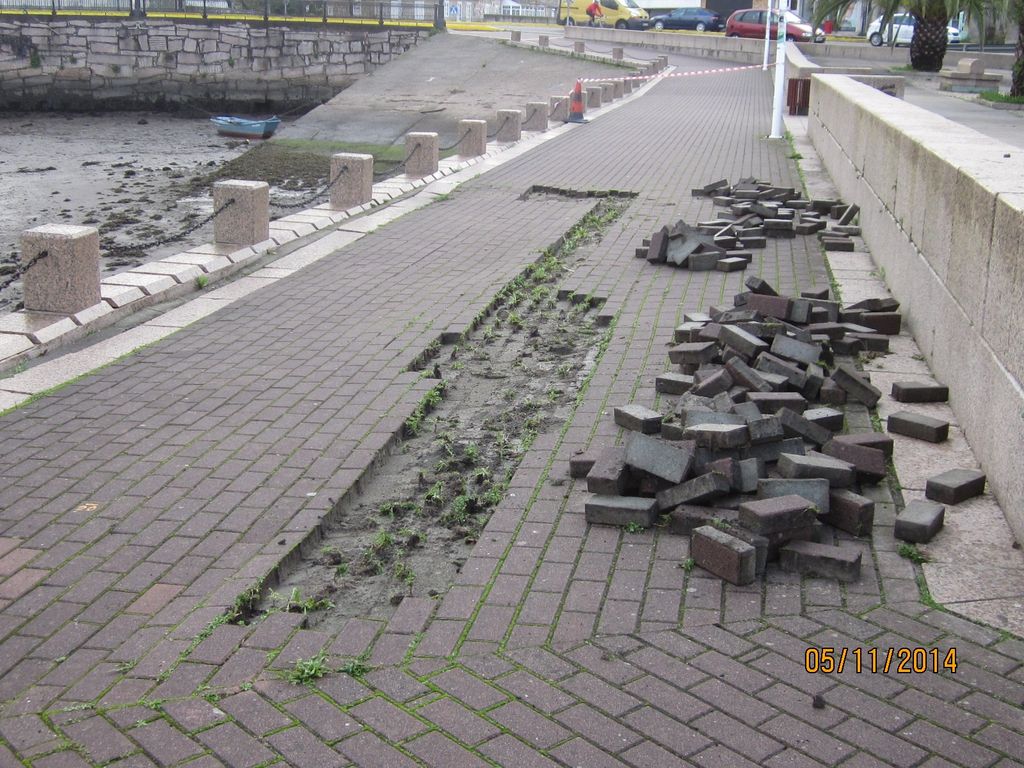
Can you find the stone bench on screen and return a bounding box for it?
[939,57,1001,93]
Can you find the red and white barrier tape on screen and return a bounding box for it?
[580,64,762,83]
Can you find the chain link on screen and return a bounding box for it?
[0,249,50,296]
[102,198,237,257]
[269,166,349,212]
[486,115,511,139]
[372,143,420,181]
[439,128,472,153]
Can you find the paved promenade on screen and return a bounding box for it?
[1,53,1023,767]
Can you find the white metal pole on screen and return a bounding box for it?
[762,0,773,70]
[769,5,787,138]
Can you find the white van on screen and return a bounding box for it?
[866,13,965,46]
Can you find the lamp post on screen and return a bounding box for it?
[768,2,787,138]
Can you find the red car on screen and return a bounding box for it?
[725,8,825,42]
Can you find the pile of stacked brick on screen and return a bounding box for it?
[637,177,864,274]
[573,273,986,585]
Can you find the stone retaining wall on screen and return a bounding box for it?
[808,73,1024,540]
[0,19,425,110]
[565,26,1015,72]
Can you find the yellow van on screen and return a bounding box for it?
[558,0,650,29]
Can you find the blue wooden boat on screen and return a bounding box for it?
[210,115,281,139]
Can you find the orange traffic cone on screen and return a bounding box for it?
[568,79,586,123]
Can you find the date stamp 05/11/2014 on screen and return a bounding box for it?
[804,647,958,674]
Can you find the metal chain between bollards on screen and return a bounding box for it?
[439,128,472,153]
[102,197,238,256]
[269,166,349,212]
[523,106,538,125]
[486,115,511,139]
[0,249,50,295]
[373,142,420,181]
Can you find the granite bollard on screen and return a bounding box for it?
[20,224,101,315]
[404,132,439,177]
[213,180,269,246]
[457,119,487,157]
[549,96,569,123]
[523,101,548,132]
[495,110,523,143]
[329,152,373,210]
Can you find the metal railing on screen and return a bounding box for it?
[0,0,445,25]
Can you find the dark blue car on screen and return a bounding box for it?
[649,7,724,31]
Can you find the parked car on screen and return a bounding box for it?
[559,0,650,29]
[649,7,724,31]
[725,8,825,42]
[865,13,965,46]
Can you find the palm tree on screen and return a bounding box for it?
[1010,0,1024,95]
[814,0,965,70]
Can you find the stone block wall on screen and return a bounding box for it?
[0,19,424,110]
[808,73,1024,541]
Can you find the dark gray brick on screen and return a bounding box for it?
[891,380,949,403]
[893,500,944,544]
[615,404,664,434]
[779,541,861,582]
[739,494,817,534]
[770,335,821,366]
[691,526,756,585]
[625,434,695,484]
[925,468,986,504]
[586,447,631,495]
[821,439,887,483]
[824,489,874,536]
[832,364,881,407]
[757,478,830,515]
[585,495,658,528]
[887,411,949,443]
[777,452,855,487]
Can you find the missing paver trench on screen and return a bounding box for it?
[241,198,628,631]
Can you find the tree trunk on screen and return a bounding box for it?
[910,15,948,71]
[1013,4,1024,97]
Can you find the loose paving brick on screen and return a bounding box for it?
[925,468,986,504]
[777,452,855,487]
[585,495,659,528]
[614,404,664,434]
[824,489,874,536]
[831,363,882,406]
[780,541,862,582]
[655,372,694,395]
[691,526,756,585]
[821,438,886,482]
[739,494,817,535]
[894,500,945,544]
[778,407,832,447]
[887,411,950,443]
[656,471,731,510]
[891,380,949,403]
[586,447,631,495]
[757,478,830,516]
[624,433,694,484]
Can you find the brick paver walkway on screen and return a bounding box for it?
[1,53,1022,767]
